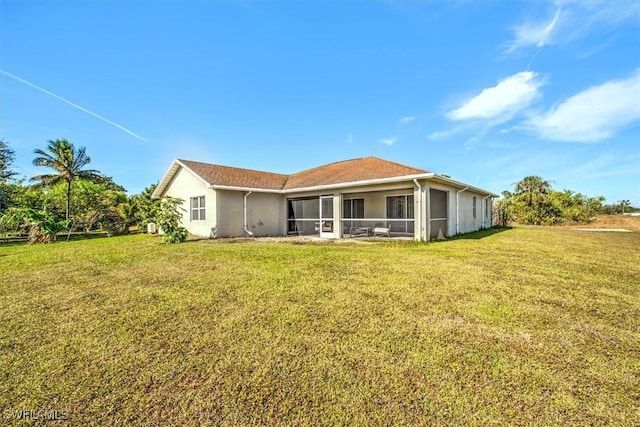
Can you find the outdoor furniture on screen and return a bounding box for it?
[373,226,391,237]
[349,226,370,237]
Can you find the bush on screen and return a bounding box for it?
[100,207,129,236]
[161,226,188,243]
[156,196,188,243]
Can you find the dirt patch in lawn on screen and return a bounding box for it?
[563,214,640,232]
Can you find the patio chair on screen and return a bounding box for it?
[373,226,391,237]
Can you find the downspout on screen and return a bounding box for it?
[456,187,468,235]
[244,191,254,236]
[481,195,492,229]
[413,179,422,241]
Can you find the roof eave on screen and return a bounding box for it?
[429,174,498,197]
[210,184,283,194]
[282,173,435,194]
[151,159,211,199]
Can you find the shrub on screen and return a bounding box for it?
[100,207,129,236]
[156,196,188,243]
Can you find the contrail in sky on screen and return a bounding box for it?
[0,70,148,143]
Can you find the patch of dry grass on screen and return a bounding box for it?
[563,214,640,232]
[1,228,639,425]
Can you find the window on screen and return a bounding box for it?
[190,196,206,221]
[473,196,477,219]
[343,198,364,219]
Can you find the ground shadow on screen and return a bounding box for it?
[0,231,139,247]
[436,226,512,241]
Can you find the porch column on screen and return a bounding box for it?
[282,197,288,236]
[424,183,431,241]
[333,193,342,238]
[414,181,429,241]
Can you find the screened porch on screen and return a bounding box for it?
[286,190,416,238]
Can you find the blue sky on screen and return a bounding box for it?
[1,1,639,205]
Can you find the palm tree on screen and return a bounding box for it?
[514,176,553,207]
[31,139,104,220]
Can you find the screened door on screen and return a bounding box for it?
[430,189,448,239]
[320,195,334,237]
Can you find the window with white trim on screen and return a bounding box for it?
[190,196,206,221]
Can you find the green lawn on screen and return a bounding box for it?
[1,228,638,425]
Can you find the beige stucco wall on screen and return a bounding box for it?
[163,166,216,237]
[457,192,478,234]
[419,181,492,239]
[216,190,283,237]
[452,189,491,235]
[340,186,414,216]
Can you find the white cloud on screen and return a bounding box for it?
[427,128,460,140]
[399,116,415,124]
[506,5,562,53]
[506,1,639,53]
[378,137,397,146]
[447,71,543,122]
[527,70,640,142]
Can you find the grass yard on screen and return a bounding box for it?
[1,228,639,425]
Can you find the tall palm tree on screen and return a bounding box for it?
[31,139,104,220]
[514,176,553,207]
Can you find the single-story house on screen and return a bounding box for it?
[152,156,497,240]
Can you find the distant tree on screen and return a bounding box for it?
[31,139,104,220]
[0,139,18,212]
[130,183,161,229]
[619,200,630,215]
[497,177,604,226]
[7,181,50,214]
[514,176,553,208]
[47,179,126,234]
[0,139,17,182]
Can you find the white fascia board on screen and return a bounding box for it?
[151,160,180,199]
[428,174,498,197]
[151,159,211,199]
[209,184,283,194]
[281,173,435,194]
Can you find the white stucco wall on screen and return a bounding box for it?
[419,181,492,238]
[163,167,216,237]
[455,190,489,234]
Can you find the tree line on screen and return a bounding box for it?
[0,139,161,243]
[494,175,637,226]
